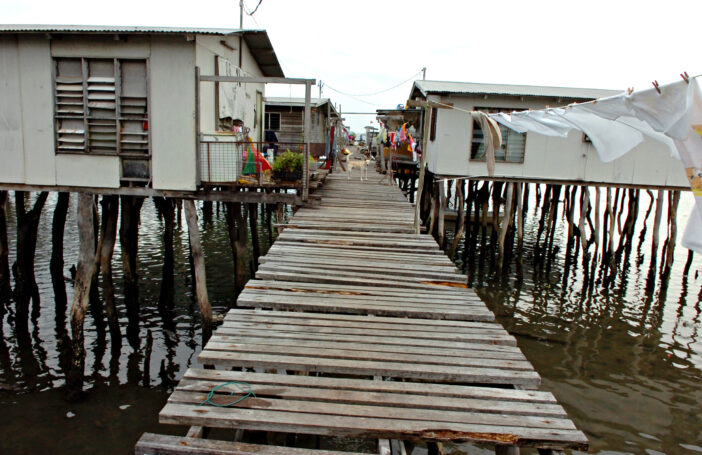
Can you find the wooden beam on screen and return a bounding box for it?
[199,75,315,85]
[0,183,303,205]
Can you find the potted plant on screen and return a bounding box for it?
[273,150,314,181]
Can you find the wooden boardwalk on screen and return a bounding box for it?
[153,170,588,454]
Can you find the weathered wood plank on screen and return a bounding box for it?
[159,403,588,449]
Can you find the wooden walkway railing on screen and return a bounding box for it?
[149,169,588,455]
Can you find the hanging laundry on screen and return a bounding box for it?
[488,78,702,253]
[471,111,502,176]
[399,123,408,143]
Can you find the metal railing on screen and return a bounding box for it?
[199,136,313,186]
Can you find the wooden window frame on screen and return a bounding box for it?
[265,112,281,131]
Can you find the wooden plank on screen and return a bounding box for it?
[196,351,540,386]
[182,369,555,403]
[136,432,368,455]
[203,341,533,370]
[207,335,526,360]
[222,310,503,331]
[166,391,576,430]
[243,280,482,301]
[255,263,468,284]
[159,403,588,449]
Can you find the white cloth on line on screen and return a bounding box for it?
[487,78,702,254]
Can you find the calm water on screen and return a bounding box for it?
[0,189,701,454]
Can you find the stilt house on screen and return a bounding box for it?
[0,25,284,192]
[263,97,339,158]
[409,80,689,189]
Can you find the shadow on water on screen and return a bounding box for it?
[0,193,279,455]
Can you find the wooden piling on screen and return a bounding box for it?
[661,191,680,278]
[98,195,121,347]
[183,199,213,327]
[120,195,144,347]
[248,201,261,271]
[438,182,446,249]
[498,183,514,270]
[68,193,98,398]
[0,191,12,302]
[650,190,665,263]
[13,191,49,329]
[448,179,465,260]
[594,187,601,258]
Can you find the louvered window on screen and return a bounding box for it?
[53,57,151,183]
[470,107,525,163]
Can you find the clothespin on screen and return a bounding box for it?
[681,72,690,84]
[627,87,634,95]
[652,80,661,95]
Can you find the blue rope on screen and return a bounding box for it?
[199,381,256,407]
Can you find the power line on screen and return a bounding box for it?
[245,0,263,15]
[323,70,423,97]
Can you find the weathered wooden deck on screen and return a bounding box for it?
[153,169,588,454]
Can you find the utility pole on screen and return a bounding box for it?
[318,80,323,98]
[239,0,244,28]
[422,67,427,80]
[238,0,244,68]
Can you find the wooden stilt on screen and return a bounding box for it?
[67,193,98,398]
[226,202,249,296]
[248,201,261,271]
[50,192,70,318]
[498,183,514,270]
[491,182,504,248]
[683,250,695,276]
[651,190,665,262]
[183,199,213,327]
[545,185,562,258]
[202,200,213,224]
[120,195,144,348]
[594,187,601,260]
[516,183,524,252]
[579,186,589,259]
[437,182,446,249]
[13,191,49,330]
[448,179,465,260]
[98,195,121,347]
[154,197,176,312]
[0,191,9,303]
[661,191,680,278]
[275,203,285,236]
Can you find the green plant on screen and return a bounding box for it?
[272,150,314,174]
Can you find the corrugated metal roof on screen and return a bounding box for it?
[0,24,284,77]
[412,80,622,100]
[0,24,243,35]
[265,97,330,107]
[265,97,339,116]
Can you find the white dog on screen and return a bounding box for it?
[347,153,370,181]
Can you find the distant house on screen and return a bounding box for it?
[0,25,283,192]
[264,97,339,158]
[409,80,689,189]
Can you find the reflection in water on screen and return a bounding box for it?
[0,190,701,454]
[448,188,702,455]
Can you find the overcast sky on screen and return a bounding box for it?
[3,0,701,133]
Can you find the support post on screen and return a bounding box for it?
[414,106,431,233]
[303,81,312,201]
[99,195,121,347]
[498,182,514,270]
[184,200,213,327]
[68,193,98,398]
[0,191,11,302]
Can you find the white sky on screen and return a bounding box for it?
[3,0,701,133]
